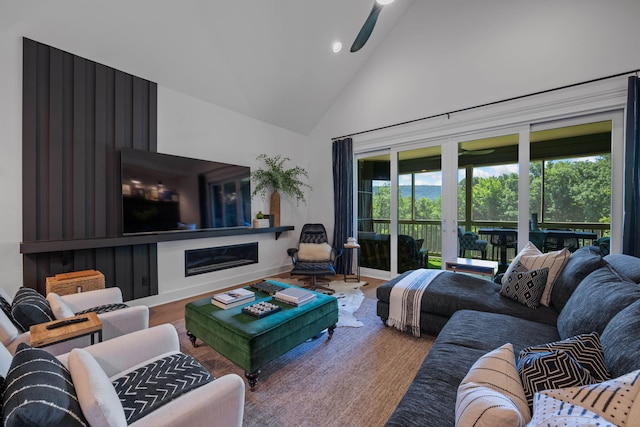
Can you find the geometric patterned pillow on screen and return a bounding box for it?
[529,369,640,426]
[517,349,596,409]
[500,261,548,308]
[519,333,611,382]
[10,287,54,330]
[456,343,531,426]
[528,394,618,427]
[2,343,88,426]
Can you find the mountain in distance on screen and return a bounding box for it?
[373,185,442,200]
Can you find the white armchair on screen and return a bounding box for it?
[0,325,245,427]
[0,286,148,355]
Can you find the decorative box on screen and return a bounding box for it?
[252,219,271,228]
[45,270,105,296]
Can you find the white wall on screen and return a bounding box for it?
[308,0,640,233]
[0,12,312,304]
[137,87,311,307]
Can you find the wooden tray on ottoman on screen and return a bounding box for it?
[46,270,105,296]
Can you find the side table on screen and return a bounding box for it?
[445,258,498,279]
[343,242,361,282]
[30,312,103,348]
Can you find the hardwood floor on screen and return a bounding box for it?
[148,274,386,326]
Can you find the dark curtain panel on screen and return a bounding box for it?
[623,76,640,256]
[333,138,354,275]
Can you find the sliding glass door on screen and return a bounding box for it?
[396,146,443,272]
[354,110,623,277]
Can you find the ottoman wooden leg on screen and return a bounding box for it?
[327,324,336,340]
[186,331,199,348]
[245,370,261,391]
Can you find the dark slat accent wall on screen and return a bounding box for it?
[22,38,158,299]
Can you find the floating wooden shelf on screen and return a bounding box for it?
[20,226,295,254]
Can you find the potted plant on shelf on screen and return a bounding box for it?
[251,154,312,227]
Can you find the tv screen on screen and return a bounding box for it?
[120,149,251,234]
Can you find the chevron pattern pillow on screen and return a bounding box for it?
[455,343,530,426]
[113,352,214,424]
[519,332,610,382]
[75,303,129,315]
[500,261,548,308]
[517,349,596,409]
[529,369,640,426]
[11,287,54,330]
[2,343,88,426]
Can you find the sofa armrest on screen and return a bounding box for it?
[99,305,149,342]
[59,287,124,312]
[129,374,245,427]
[58,324,179,378]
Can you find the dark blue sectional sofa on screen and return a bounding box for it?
[376,248,640,426]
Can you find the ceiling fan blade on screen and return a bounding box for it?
[350,2,384,52]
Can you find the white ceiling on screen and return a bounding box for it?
[2,0,415,135]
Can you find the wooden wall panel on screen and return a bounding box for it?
[22,38,158,300]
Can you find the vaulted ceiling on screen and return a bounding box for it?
[1,0,415,135]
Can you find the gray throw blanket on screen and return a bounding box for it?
[388,269,443,337]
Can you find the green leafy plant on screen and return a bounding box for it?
[251,154,312,204]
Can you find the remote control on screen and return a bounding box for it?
[45,317,89,330]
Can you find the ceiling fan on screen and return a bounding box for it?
[350,0,395,53]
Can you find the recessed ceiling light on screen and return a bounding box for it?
[332,41,343,53]
[376,0,395,5]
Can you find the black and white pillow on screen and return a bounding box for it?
[75,303,129,315]
[517,349,596,409]
[519,332,611,382]
[0,296,23,332]
[2,343,88,426]
[500,261,548,308]
[11,287,54,330]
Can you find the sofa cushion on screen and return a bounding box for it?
[11,287,54,330]
[2,343,87,426]
[528,369,640,426]
[604,253,640,283]
[519,332,610,382]
[500,261,548,308]
[600,299,640,378]
[385,310,560,427]
[557,265,640,339]
[550,246,607,311]
[455,343,530,426]
[68,348,127,427]
[517,349,595,408]
[47,292,76,319]
[377,270,561,332]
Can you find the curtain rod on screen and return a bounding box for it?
[332,68,640,141]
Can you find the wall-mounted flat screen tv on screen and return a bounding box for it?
[120,148,251,234]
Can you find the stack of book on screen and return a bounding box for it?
[211,288,255,309]
[274,287,316,307]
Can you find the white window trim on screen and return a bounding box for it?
[353,76,628,260]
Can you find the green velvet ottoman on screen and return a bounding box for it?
[185,281,338,390]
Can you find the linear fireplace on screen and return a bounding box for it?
[185,242,258,276]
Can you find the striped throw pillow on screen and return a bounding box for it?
[11,287,54,330]
[455,343,530,426]
[2,343,88,426]
[529,369,640,426]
